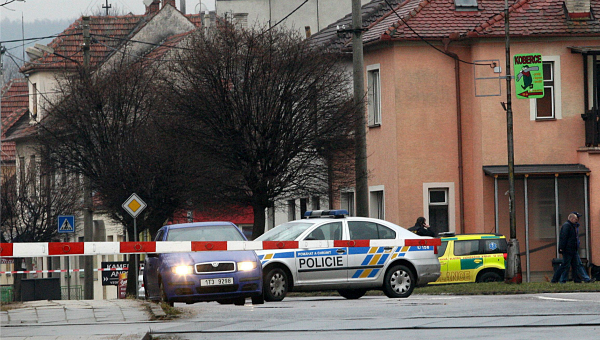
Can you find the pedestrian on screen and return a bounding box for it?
[408,216,435,237]
[551,212,594,283]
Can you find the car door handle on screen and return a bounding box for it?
[336,249,346,254]
[384,247,393,251]
[474,259,483,263]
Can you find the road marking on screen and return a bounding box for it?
[537,296,580,302]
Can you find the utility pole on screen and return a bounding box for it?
[352,0,369,217]
[82,16,95,299]
[503,0,522,284]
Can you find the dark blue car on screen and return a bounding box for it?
[144,222,263,306]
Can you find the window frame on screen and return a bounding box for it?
[367,64,381,127]
[530,56,561,120]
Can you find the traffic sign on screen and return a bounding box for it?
[514,53,544,99]
[58,215,75,233]
[122,193,147,218]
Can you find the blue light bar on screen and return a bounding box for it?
[303,210,349,219]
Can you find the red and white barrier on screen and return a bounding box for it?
[0,268,128,275]
[0,238,440,258]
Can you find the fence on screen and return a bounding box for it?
[61,285,83,300]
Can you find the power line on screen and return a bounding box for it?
[382,0,494,67]
[0,33,81,45]
[262,0,309,35]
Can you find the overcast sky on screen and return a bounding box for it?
[1,0,216,23]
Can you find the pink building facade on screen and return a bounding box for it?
[316,0,600,281]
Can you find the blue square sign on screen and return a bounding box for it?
[58,215,75,233]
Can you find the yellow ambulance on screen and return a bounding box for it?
[430,233,507,284]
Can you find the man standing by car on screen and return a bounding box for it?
[551,212,593,283]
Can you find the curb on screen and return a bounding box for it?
[143,300,166,319]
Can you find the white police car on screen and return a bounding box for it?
[254,210,441,301]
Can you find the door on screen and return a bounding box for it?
[446,239,482,283]
[144,228,165,298]
[346,220,396,282]
[295,222,347,284]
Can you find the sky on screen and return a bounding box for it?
[0,0,216,23]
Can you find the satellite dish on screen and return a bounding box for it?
[143,0,155,7]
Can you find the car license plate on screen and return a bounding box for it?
[200,277,234,286]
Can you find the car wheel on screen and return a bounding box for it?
[478,271,502,283]
[264,267,288,302]
[233,297,246,306]
[337,289,367,299]
[159,280,174,307]
[383,264,415,298]
[251,294,265,305]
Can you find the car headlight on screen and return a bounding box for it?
[237,261,258,271]
[172,265,194,275]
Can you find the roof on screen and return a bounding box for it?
[441,233,506,240]
[312,0,600,49]
[20,7,202,74]
[482,164,591,176]
[1,78,29,162]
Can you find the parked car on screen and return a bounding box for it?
[429,233,507,284]
[254,210,440,301]
[144,222,264,306]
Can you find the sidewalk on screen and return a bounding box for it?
[1,299,165,339]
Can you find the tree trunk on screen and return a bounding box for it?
[251,204,266,240]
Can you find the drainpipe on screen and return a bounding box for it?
[443,40,465,233]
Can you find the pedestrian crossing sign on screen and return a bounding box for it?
[58,215,75,233]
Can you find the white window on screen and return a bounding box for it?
[530,56,561,120]
[423,182,455,233]
[367,64,381,126]
[369,185,384,219]
[341,190,355,216]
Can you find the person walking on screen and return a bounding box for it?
[551,212,594,283]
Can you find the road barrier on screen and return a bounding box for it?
[0,267,130,275]
[0,238,440,258]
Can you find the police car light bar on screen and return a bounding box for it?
[304,210,349,219]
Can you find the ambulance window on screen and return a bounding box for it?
[453,240,479,256]
[483,239,507,254]
[305,222,342,240]
[437,241,448,258]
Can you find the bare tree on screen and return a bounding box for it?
[163,25,359,238]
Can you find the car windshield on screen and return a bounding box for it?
[255,221,316,241]
[166,225,245,242]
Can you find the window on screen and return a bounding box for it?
[453,240,479,256]
[535,61,555,119]
[29,155,37,195]
[348,221,395,239]
[341,191,355,216]
[311,196,320,210]
[483,239,507,254]
[287,200,296,221]
[300,198,308,218]
[454,0,478,11]
[233,13,248,28]
[530,56,561,120]
[369,188,384,219]
[306,222,342,241]
[437,241,449,258]
[429,188,449,234]
[367,65,381,126]
[32,83,38,118]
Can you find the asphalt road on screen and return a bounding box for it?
[149,293,600,340]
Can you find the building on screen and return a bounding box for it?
[310,0,600,281]
[216,0,371,36]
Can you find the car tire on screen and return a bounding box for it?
[251,294,265,305]
[337,289,367,299]
[264,267,288,302]
[478,271,502,283]
[159,280,174,307]
[233,297,246,306]
[383,264,415,298]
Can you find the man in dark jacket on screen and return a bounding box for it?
[551,212,593,283]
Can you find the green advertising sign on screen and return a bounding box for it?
[514,54,544,99]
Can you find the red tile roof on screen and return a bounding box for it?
[20,10,202,74]
[314,0,600,47]
[1,78,29,162]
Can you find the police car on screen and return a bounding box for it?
[429,233,507,284]
[254,210,441,301]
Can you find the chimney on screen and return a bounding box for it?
[162,0,176,8]
[145,0,160,15]
[565,0,591,20]
[180,0,186,14]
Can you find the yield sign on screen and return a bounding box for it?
[122,193,147,218]
[58,215,75,233]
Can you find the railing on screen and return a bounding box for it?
[61,285,83,300]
